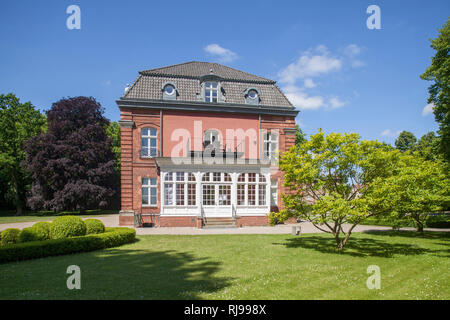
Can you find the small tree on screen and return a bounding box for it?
[24,97,117,212]
[370,155,449,233]
[0,93,46,215]
[275,130,399,251]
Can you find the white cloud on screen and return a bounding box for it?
[342,44,365,68]
[278,46,342,84]
[343,44,361,57]
[328,97,346,109]
[381,129,401,137]
[422,103,434,116]
[204,44,238,63]
[283,85,347,111]
[283,85,325,110]
[278,44,365,111]
[303,78,316,88]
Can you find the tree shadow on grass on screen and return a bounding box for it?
[278,232,449,258]
[66,247,232,300]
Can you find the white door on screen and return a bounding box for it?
[202,183,232,217]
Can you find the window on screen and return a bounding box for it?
[263,131,278,159]
[141,128,157,158]
[245,88,260,105]
[204,129,220,148]
[248,90,258,100]
[204,82,218,103]
[162,83,177,100]
[202,184,215,205]
[164,84,175,96]
[237,173,267,206]
[270,179,278,206]
[164,172,196,206]
[218,185,231,205]
[142,178,157,206]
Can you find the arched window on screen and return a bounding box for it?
[204,129,220,148]
[141,127,157,158]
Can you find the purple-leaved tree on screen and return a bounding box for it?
[24,97,118,213]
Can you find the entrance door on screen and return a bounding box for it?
[201,183,232,217]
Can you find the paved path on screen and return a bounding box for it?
[1,215,448,235]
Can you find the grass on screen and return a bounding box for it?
[0,231,448,300]
[0,209,118,224]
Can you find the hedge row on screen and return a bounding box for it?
[0,227,136,264]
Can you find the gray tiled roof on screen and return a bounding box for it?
[121,61,294,108]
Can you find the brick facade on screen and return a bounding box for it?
[117,62,299,228]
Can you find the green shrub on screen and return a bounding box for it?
[33,221,51,238]
[19,225,50,243]
[0,227,136,263]
[1,228,21,246]
[425,215,450,228]
[84,219,105,234]
[50,216,87,239]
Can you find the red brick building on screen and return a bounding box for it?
[117,62,298,227]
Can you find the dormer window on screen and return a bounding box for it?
[204,82,218,103]
[164,84,175,95]
[248,90,258,100]
[162,82,178,100]
[245,88,260,105]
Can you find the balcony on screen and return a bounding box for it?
[188,138,245,159]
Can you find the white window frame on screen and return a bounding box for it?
[263,131,278,160]
[142,177,157,207]
[204,82,219,103]
[270,179,278,207]
[236,173,267,207]
[164,172,196,207]
[141,127,158,158]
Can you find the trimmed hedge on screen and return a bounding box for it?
[84,219,105,235]
[1,228,21,246]
[50,216,87,239]
[0,227,136,264]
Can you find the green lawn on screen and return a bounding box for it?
[0,231,448,299]
[0,209,118,224]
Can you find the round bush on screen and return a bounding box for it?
[19,225,51,243]
[50,216,87,239]
[84,219,105,234]
[1,228,21,246]
[32,222,51,239]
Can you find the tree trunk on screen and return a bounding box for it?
[416,219,424,234]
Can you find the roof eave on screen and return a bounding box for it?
[116,98,299,117]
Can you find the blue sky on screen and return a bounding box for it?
[0,0,448,145]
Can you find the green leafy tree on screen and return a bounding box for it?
[369,155,449,233]
[275,130,400,251]
[395,131,417,153]
[414,131,440,161]
[420,19,450,162]
[295,124,307,147]
[0,93,46,215]
[106,121,121,170]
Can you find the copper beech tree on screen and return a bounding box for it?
[271,130,403,251]
[24,97,118,213]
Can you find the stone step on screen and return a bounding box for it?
[203,217,237,229]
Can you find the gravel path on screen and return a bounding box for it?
[1,215,448,235]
